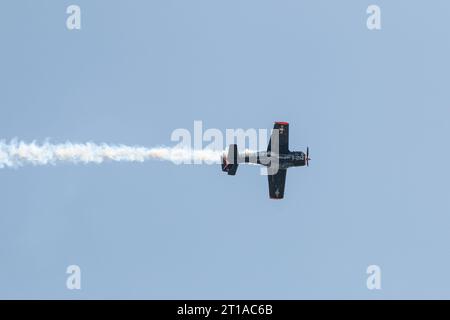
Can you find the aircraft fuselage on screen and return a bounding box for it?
[241,151,307,170]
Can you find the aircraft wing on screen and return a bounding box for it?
[267,122,289,154]
[268,169,287,199]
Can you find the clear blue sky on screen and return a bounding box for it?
[1,0,450,299]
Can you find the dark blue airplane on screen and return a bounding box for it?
[221,122,310,199]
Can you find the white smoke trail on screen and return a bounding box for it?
[0,140,228,168]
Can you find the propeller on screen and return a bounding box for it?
[306,147,311,167]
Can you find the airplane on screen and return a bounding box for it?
[221,122,309,199]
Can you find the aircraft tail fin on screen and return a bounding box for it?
[221,144,239,175]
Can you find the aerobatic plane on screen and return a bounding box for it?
[221,122,309,199]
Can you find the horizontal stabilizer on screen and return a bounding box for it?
[221,144,239,175]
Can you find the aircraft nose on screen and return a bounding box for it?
[306,147,310,166]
